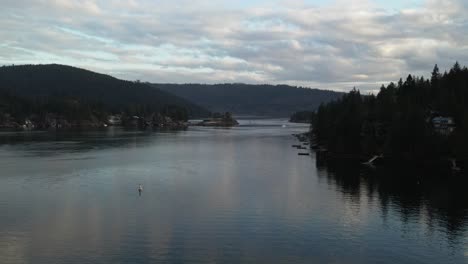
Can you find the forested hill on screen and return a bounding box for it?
[0,64,209,117]
[153,83,343,117]
[312,62,468,162]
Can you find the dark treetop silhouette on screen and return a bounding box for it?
[312,62,468,169]
[0,64,210,129]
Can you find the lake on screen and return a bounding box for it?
[0,119,466,264]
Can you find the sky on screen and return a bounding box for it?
[1,0,468,92]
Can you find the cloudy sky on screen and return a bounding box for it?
[1,0,467,92]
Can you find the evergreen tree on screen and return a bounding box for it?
[311,62,468,163]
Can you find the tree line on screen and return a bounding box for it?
[0,64,209,128]
[312,62,468,161]
[0,89,190,128]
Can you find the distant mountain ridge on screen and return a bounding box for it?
[0,64,209,117]
[0,64,343,119]
[153,83,343,117]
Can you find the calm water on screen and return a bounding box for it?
[0,119,467,264]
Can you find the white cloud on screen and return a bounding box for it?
[0,0,467,92]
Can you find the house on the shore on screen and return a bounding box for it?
[432,116,455,135]
[127,116,142,127]
[107,115,122,126]
[22,119,34,130]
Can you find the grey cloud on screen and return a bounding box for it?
[1,0,468,92]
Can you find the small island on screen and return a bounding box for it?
[192,112,239,127]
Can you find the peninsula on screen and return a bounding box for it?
[0,64,209,130]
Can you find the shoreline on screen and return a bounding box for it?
[295,132,466,175]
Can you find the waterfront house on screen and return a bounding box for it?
[432,116,455,135]
[107,115,122,126]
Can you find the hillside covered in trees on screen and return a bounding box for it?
[312,62,468,164]
[153,83,343,117]
[0,64,209,129]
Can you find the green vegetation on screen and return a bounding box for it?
[153,83,343,117]
[194,112,239,127]
[289,111,314,123]
[312,62,468,161]
[0,64,209,129]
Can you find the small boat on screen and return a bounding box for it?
[362,155,383,166]
[298,152,310,156]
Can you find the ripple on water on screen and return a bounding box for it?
[0,122,466,264]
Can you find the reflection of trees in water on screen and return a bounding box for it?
[316,158,468,243]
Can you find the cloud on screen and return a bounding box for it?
[1,0,467,92]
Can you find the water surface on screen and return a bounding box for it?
[0,119,466,263]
